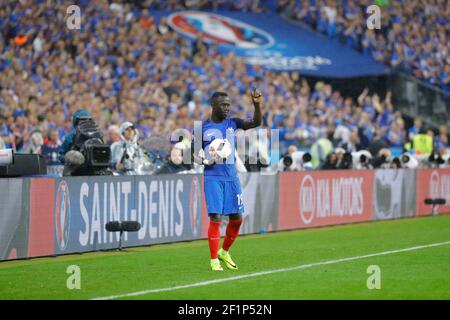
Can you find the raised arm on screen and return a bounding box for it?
[357,87,369,106]
[242,89,263,130]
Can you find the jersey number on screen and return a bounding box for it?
[237,194,243,206]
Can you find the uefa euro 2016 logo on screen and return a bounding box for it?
[168,11,274,49]
[190,176,201,236]
[55,181,71,251]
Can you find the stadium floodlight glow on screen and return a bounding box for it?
[0,149,14,166]
[424,198,446,216]
[105,221,141,251]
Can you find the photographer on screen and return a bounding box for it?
[425,149,448,168]
[351,150,373,170]
[278,145,312,171]
[23,130,44,154]
[370,148,392,169]
[442,151,450,168]
[110,121,144,175]
[399,153,419,169]
[390,157,402,169]
[154,142,193,175]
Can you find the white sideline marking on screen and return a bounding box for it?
[92,241,450,300]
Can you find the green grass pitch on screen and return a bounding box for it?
[1,214,449,300]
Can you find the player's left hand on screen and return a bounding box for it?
[251,88,262,104]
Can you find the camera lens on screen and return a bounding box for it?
[392,157,401,167]
[283,155,293,168]
[401,154,410,163]
[302,153,312,163]
[343,152,352,162]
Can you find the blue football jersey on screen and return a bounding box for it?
[202,118,244,180]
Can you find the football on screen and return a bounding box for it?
[209,138,232,161]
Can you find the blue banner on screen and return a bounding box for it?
[155,10,389,77]
[53,175,203,254]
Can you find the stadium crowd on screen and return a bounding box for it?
[278,0,450,92]
[137,0,267,12]
[0,0,448,173]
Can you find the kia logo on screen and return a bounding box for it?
[299,175,315,225]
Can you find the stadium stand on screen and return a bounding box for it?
[0,0,448,172]
[278,0,450,92]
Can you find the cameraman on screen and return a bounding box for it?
[110,121,143,174]
[320,152,338,170]
[59,109,111,176]
[58,109,92,164]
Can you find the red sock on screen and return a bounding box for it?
[208,220,221,259]
[222,219,242,252]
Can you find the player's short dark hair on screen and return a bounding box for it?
[210,91,228,105]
